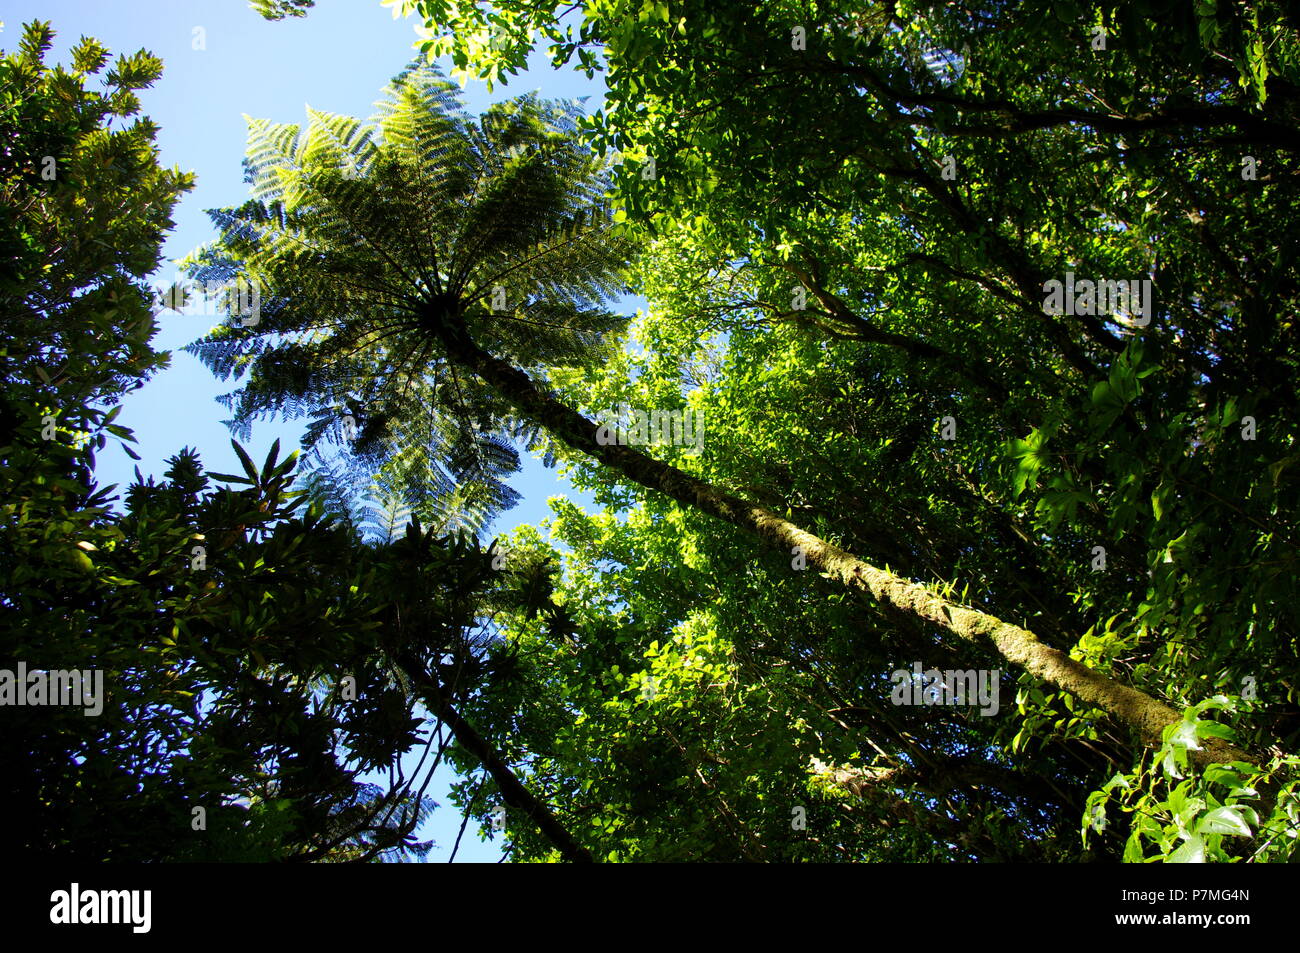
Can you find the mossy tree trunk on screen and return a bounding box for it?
[439,320,1253,768]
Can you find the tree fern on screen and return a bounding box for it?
[183,62,634,537]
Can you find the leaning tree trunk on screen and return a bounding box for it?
[437,319,1254,768]
[397,651,594,863]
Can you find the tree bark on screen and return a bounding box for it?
[397,651,594,863]
[438,320,1254,768]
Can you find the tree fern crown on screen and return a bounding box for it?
[183,63,636,534]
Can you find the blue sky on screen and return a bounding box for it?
[8,0,635,862]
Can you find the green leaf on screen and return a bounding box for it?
[231,440,260,485]
[208,471,255,486]
[1196,806,1252,836]
[1168,835,1206,863]
[261,438,282,482]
